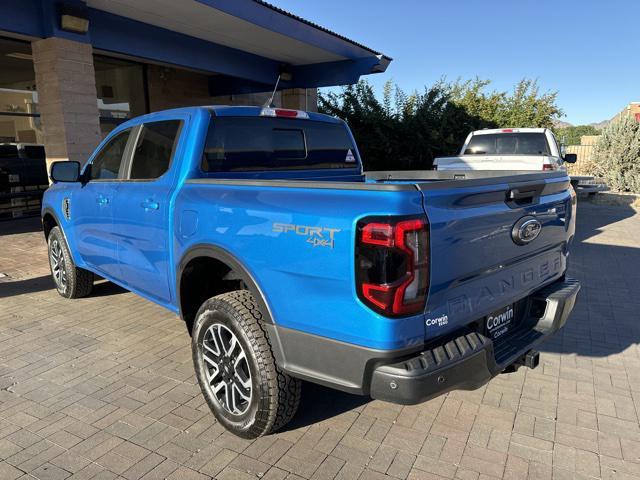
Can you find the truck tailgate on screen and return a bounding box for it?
[435,155,548,171]
[417,173,575,341]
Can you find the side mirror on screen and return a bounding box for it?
[50,161,81,182]
[563,153,577,164]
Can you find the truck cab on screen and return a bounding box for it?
[434,128,577,171]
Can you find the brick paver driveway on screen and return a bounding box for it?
[1,200,640,480]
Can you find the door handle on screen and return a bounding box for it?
[141,199,159,211]
[96,195,109,206]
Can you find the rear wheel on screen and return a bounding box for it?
[192,290,301,438]
[47,226,93,298]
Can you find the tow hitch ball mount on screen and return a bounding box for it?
[503,350,540,373]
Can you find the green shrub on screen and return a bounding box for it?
[554,125,600,145]
[592,117,640,193]
[319,78,562,171]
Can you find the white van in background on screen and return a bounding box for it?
[433,128,577,171]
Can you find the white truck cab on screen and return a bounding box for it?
[434,128,577,171]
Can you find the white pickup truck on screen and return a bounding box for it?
[434,128,577,171]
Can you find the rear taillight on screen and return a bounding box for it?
[356,216,429,317]
[542,164,555,171]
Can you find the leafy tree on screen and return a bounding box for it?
[500,79,562,128]
[319,78,563,171]
[554,125,600,145]
[591,117,640,192]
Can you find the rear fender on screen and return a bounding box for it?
[176,244,275,325]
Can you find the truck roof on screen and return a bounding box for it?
[120,105,343,125]
[209,106,342,123]
[471,128,549,135]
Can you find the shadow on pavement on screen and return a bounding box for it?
[0,276,127,299]
[0,275,53,298]
[539,199,639,358]
[576,196,637,243]
[282,381,370,431]
[0,216,42,236]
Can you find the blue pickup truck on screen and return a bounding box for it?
[42,106,579,438]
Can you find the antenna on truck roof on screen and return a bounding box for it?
[262,74,281,109]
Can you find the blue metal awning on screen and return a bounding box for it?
[0,0,391,93]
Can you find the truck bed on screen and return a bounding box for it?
[183,169,573,348]
[365,169,568,187]
[190,169,568,190]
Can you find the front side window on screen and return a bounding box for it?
[550,133,564,156]
[202,117,358,172]
[129,120,181,180]
[90,129,131,180]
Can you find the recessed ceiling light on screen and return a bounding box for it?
[61,14,90,34]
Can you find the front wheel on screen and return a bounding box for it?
[191,290,301,438]
[47,226,93,299]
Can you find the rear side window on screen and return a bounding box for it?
[464,133,550,155]
[129,120,181,180]
[91,129,131,180]
[201,117,358,172]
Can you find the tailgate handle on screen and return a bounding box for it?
[506,183,544,206]
[508,188,537,201]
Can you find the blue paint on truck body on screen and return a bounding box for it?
[42,106,577,358]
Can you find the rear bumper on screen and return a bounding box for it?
[369,277,580,404]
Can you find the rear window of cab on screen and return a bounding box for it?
[464,133,550,156]
[201,117,358,172]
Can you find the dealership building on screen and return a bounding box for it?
[0,0,390,173]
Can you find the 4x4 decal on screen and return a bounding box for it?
[273,223,341,249]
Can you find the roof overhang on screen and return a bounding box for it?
[0,0,391,93]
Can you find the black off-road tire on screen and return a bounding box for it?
[191,290,301,438]
[47,226,94,299]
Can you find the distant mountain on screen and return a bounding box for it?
[589,120,609,130]
[551,119,610,130]
[552,119,573,129]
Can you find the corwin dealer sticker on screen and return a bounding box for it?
[486,304,514,340]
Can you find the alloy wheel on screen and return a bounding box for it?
[50,239,67,292]
[201,323,252,415]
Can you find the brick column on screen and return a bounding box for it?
[281,88,318,112]
[32,37,101,171]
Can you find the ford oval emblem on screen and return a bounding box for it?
[512,216,542,245]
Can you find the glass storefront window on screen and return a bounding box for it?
[0,37,46,219]
[0,113,42,144]
[94,55,147,136]
[0,37,41,144]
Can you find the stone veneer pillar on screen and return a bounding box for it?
[32,37,102,171]
[281,88,318,112]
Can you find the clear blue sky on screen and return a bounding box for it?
[270,0,638,125]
